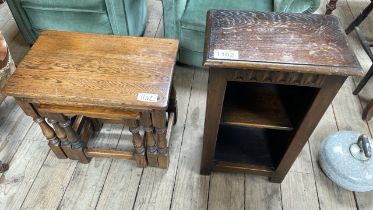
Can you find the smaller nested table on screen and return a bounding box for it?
[201,10,363,183]
[2,30,179,169]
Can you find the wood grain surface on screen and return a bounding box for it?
[2,30,179,110]
[204,10,362,76]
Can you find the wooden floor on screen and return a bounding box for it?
[1,0,373,209]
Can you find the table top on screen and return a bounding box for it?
[2,30,179,110]
[204,10,363,76]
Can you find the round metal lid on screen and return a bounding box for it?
[319,131,373,192]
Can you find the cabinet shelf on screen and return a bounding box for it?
[221,82,293,131]
[214,125,292,172]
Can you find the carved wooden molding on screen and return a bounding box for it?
[226,70,326,87]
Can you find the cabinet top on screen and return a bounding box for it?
[204,10,363,76]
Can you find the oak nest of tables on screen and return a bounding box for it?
[2,30,179,169]
[201,10,363,183]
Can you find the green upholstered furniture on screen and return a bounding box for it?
[7,0,148,45]
[162,0,320,66]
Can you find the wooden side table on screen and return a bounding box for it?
[2,30,179,169]
[201,10,363,183]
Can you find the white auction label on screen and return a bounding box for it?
[213,49,239,60]
[137,93,158,102]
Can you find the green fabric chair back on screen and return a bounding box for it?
[7,0,148,44]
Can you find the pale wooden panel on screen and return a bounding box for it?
[0,98,34,164]
[133,66,194,210]
[309,107,357,210]
[95,130,142,210]
[1,19,18,44]
[281,172,320,210]
[208,172,244,210]
[0,97,18,125]
[245,175,282,210]
[0,3,12,30]
[170,69,210,210]
[20,155,78,209]
[58,124,123,210]
[144,0,163,37]
[289,142,313,174]
[333,78,369,131]
[0,123,49,210]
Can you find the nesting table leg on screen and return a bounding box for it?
[152,111,169,169]
[14,99,174,168]
[140,112,158,167]
[46,117,75,160]
[129,122,147,168]
[58,116,89,163]
[15,99,67,159]
[34,117,67,159]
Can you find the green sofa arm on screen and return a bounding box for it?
[6,0,36,44]
[161,0,188,38]
[274,0,320,13]
[104,0,148,36]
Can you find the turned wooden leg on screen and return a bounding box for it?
[14,99,66,159]
[129,123,147,167]
[140,112,158,167]
[59,117,89,163]
[34,117,67,159]
[144,126,158,167]
[325,0,338,15]
[47,118,75,159]
[152,111,169,169]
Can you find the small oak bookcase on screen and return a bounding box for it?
[200,10,363,183]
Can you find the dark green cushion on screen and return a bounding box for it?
[180,0,273,53]
[24,9,112,35]
[20,0,112,35]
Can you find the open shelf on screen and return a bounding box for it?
[221,82,293,131]
[214,125,292,172]
[213,81,319,175]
